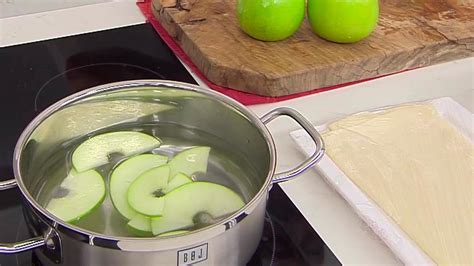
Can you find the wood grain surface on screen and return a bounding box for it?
[152,0,474,97]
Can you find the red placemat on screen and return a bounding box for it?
[137,0,407,105]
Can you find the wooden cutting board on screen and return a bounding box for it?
[152,0,474,97]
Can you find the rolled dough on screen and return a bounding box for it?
[322,104,473,265]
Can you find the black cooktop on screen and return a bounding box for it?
[0,23,340,266]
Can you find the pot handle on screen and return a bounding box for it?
[0,179,46,253]
[260,107,325,184]
[0,237,45,254]
[0,179,18,191]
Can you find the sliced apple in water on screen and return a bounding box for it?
[72,131,161,172]
[151,182,245,235]
[127,213,153,237]
[127,170,194,217]
[110,154,168,220]
[127,166,169,217]
[46,170,105,223]
[158,230,190,237]
[127,170,193,217]
[162,173,193,194]
[168,146,210,179]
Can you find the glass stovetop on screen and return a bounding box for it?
[0,23,340,266]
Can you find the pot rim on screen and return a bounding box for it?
[12,80,277,249]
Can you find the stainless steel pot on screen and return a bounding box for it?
[0,80,324,265]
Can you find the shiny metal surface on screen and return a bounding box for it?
[1,80,322,265]
[13,80,274,245]
[260,107,325,184]
[34,196,266,266]
[0,237,45,254]
[0,179,46,254]
[0,179,17,191]
[0,179,45,254]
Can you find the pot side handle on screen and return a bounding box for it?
[260,107,325,184]
[0,179,46,254]
[0,237,45,254]
[0,179,18,191]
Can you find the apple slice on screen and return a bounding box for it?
[46,170,105,223]
[110,154,168,219]
[72,131,161,172]
[127,166,169,217]
[162,173,193,194]
[168,146,210,179]
[158,230,190,237]
[151,182,245,235]
[127,213,153,237]
[127,171,194,216]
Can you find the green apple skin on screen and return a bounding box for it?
[237,0,305,42]
[46,170,105,223]
[127,214,153,237]
[151,182,245,235]
[168,146,210,179]
[158,230,189,237]
[72,131,161,172]
[110,154,168,220]
[308,0,379,43]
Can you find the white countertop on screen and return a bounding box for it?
[1,2,473,264]
[247,59,473,265]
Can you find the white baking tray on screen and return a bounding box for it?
[290,97,473,265]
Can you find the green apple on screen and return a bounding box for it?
[151,182,245,235]
[168,146,210,179]
[158,230,189,237]
[46,169,105,223]
[72,131,161,172]
[110,154,168,220]
[126,166,169,217]
[307,0,379,43]
[127,169,194,217]
[127,213,153,237]
[237,0,305,42]
[162,173,193,194]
